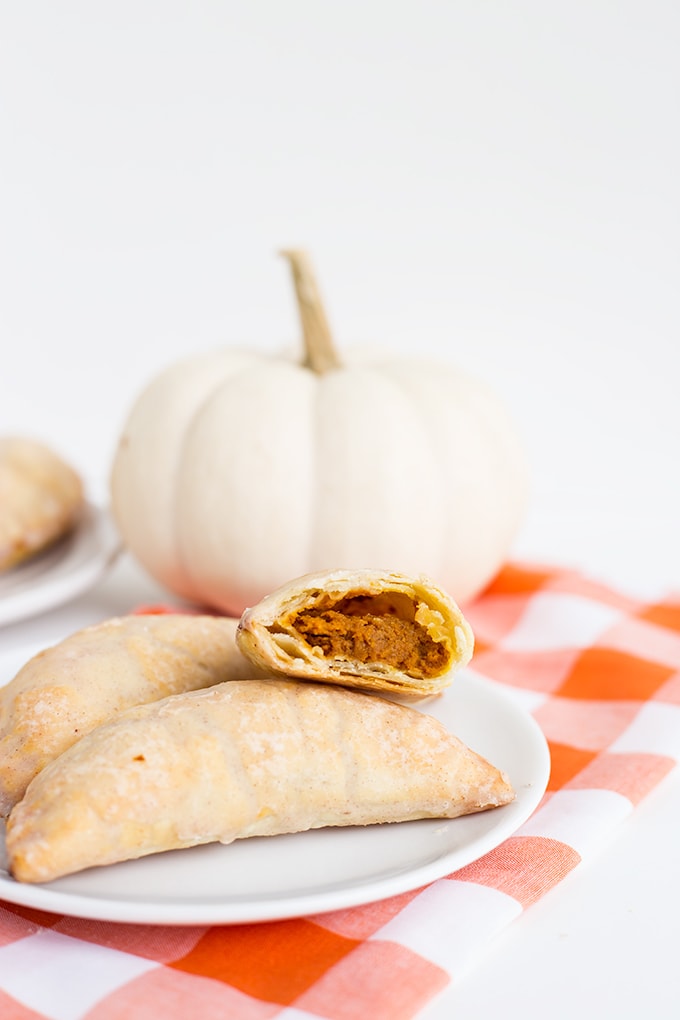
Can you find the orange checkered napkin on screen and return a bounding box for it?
[2,563,680,1020]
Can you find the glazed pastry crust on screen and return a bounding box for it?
[237,569,474,696]
[0,613,266,816]
[0,437,84,572]
[6,678,514,884]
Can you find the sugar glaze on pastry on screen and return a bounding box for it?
[237,568,474,696]
[6,679,514,884]
[0,613,265,816]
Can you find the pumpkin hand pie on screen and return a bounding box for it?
[6,678,514,883]
[0,436,84,573]
[0,613,267,816]
[237,568,474,697]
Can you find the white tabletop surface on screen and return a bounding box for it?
[1,3,679,1017]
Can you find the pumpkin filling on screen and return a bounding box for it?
[288,593,450,679]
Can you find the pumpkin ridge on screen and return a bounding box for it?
[308,373,326,573]
[365,360,447,574]
[171,360,257,603]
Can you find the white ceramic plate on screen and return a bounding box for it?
[0,674,550,924]
[0,502,121,627]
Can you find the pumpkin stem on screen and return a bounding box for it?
[280,249,342,374]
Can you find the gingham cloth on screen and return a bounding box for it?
[1,562,679,1020]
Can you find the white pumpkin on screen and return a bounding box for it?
[110,251,529,614]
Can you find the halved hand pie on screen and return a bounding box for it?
[237,569,474,696]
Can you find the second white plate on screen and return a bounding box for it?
[0,673,550,924]
[0,502,121,627]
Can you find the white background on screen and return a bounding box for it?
[1,3,679,1018]
[2,0,678,592]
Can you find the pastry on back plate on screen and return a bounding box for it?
[0,436,84,572]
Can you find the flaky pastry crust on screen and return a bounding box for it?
[6,678,514,883]
[0,613,266,815]
[237,568,474,696]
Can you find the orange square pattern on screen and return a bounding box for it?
[557,647,675,702]
[640,601,680,633]
[170,919,360,1005]
[483,563,554,595]
[545,741,598,790]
